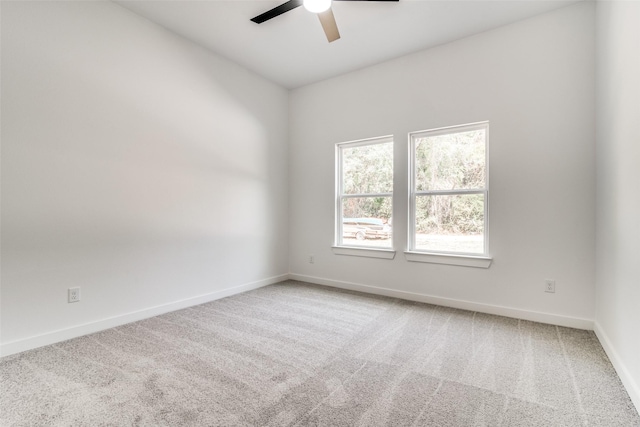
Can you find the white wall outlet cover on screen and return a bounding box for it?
[545,280,556,293]
[68,287,81,303]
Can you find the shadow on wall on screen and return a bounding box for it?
[1,0,289,344]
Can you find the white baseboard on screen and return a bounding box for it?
[594,322,640,413]
[289,273,594,330]
[0,274,288,358]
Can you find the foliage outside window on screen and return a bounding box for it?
[336,136,393,249]
[409,122,488,255]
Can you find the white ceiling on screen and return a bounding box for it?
[115,0,581,89]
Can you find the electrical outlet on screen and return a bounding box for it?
[68,287,81,303]
[309,254,315,264]
[545,280,556,293]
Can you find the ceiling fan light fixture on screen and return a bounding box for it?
[303,0,331,14]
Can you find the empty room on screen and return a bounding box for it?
[1,0,639,425]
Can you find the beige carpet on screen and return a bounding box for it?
[1,280,639,426]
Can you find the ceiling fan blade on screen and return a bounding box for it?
[250,0,303,24]
[318,8,341,43]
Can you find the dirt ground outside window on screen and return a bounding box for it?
[343,234,483,253]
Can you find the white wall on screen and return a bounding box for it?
[595,0,640,409]
[289,3,596,326]
[0,1,289,355]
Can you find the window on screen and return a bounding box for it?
[335,136,393,250]
[409,122,489,257]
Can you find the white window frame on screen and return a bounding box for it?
[333,135,395,259]
[406,122,492,268]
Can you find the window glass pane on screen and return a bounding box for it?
[342,142,393,194]
[414,194,484,253]
[342,197,392,247]
[415,129,485,191]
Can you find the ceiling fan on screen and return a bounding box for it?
[250,0,399,43]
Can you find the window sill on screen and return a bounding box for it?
[404,251,492,268]
[332,246,396,259]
